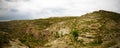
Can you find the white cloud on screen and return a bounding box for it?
[0,0,120,20]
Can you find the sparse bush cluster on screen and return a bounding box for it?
[0,32,10,47]
[88,39,103,46]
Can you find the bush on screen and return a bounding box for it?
[89,39,102,46]
[72,29,79,41]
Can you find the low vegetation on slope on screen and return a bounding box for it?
[0,10,120,48]
[0,17,78,48]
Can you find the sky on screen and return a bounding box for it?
[0,0,120,20]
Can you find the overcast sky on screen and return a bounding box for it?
[0,0,120,20]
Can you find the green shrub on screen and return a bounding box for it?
[72,29,79,41]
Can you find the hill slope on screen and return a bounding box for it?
[0,10,120,48]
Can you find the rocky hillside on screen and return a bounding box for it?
[0,10,120,48]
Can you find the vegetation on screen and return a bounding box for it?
[72,29,79,41]
[88,39,102,46]
[0,31,10,48]
[0,10,120,48]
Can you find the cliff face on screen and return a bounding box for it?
[0,10,120,48]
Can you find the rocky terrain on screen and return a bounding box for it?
[0,10,120,48]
